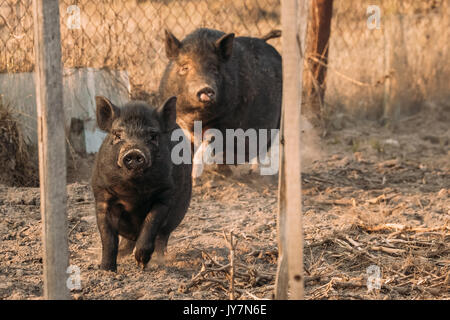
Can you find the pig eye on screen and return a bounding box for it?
[209,64,219,73]
[148,133,158,145]
[112,131,122,143]
[178,64,189,76]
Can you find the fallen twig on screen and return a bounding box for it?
[370,246,407,255]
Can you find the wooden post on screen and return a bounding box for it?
[275,0,309,300]
[383,0,408,121]
[274,105,288,299]
[33,0,69,300]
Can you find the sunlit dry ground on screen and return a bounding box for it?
[0,102,448,300]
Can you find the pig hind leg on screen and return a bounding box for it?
[118,236,136,259]
[153,232,170,264]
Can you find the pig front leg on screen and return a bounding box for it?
[95,200,120,271]
[134,203,169,269]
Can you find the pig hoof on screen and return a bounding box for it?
[100,263,117,272]
[192,177,202,187]
[135,247,153,269]
[136,260,147,271]
[216,165,233,177]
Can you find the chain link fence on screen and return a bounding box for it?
[0,0,448,117]
[0,0,281,99]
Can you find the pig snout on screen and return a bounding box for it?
[197,86,216,103]
[120,149,149,171]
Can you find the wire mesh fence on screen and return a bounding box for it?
[0,0,448,116]
[0,0,281,98]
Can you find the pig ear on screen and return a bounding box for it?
[95,96,120,132]
[215,33,234,61]
[158,96,177,132]
[165,29,181,60]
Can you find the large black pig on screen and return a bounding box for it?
[91,96,192,271]
[158,28,282,168]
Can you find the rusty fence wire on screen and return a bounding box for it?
[0,0,448,115]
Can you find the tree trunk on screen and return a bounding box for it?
[303,0,333,125]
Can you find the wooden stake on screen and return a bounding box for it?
[224,231,236,300]
[383,0,409,121]
[275,0,309,300]
[33,0,69,300]
[275,102,289,299]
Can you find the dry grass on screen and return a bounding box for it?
[177,223,449,300]
[325,0,450,119]
[303,224,449,300]
[0,97,38,186]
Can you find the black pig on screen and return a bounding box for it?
[91,96,192,271]
[159,28,282,167]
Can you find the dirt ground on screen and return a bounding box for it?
[0,102,448,300]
